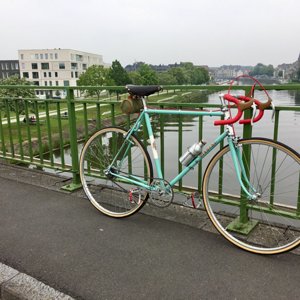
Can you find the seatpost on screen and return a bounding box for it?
[141,96,148,110]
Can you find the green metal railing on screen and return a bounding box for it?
[0,84,299,193]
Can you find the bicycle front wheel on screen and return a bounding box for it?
[80,127,153,218]
[203,138,300,254]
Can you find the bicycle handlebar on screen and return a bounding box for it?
[214,75,274,126]
[236,95,272,124]
[214,94,254,126]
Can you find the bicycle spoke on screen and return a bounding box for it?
[203,138,300,254]
[80,127,153,218]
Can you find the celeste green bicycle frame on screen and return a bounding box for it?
[108,104,256,200]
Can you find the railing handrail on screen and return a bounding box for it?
[0,84,299,191]
[1,83,300,91]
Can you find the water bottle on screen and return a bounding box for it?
[179,141,206,166]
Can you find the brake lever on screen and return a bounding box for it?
[270,101,276,122]
[250,103,257,126]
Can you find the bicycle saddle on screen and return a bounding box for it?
[126,85,162,97]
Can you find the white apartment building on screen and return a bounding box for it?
[18,48,108,98]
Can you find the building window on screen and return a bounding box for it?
[45,53,48,59]
[44,72,47,77]
[33,81,39,86]
[44,81,48,86]
[59,63,65,69]
[82,64,87,70]
[76,54,83,62]
[32,72,39,79]
[15,63,19,70]
[75,72,78,78]
[41,63,49,70]
[50,53,53,59]
[63,80,69,86]
[32,63,38,69]
[71,72,73,78]
[56,81,59,86]
[23,72,29,78]
[55,53,58,59]
[55,72,58,77]
[48,72,51,77]
[40,54,44,59]
[49,81,52,86]
[71,62,77,70]
[21,54,24,60]
[35,54,39,59]
[21,63,25,69]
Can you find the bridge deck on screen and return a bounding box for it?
[0,162,300,299]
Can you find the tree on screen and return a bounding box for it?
[109,60,131,85]
[125,62,210,86]
[109,60,131,99]
[190,67,210,85]
[137,64,159,85]
[77,65,113,99]
[250,63,274,77]
[157,72,177,85]
[128,72,143,85]
[0,75,36,113]
[168,67,186,84]
[297,68,300,82]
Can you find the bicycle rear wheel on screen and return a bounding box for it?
[202,138,300,254]
[80,127,153,218]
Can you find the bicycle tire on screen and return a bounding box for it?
[80,126,153,218]
[202,138,300,254]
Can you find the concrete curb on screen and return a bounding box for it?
[0,263,74,300]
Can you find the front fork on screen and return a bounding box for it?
[226,135,261,233]
[228,137,258,201]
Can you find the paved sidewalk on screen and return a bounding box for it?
[0,163,300,299]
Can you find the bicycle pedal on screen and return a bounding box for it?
[184,192,202,209]
[128,188,143,204]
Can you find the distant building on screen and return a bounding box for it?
[211,65,253,81]
[18,49,109,98]
[276,53,300,81]
[0,60,19,79]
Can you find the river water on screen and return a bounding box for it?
[48,89,300,188]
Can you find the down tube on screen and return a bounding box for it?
[144,112,164,179]
[169,131,228,187]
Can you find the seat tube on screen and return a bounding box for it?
[144,111,163,179]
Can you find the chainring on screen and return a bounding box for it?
[149,178,174,208]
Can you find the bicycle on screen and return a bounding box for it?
[79,75,300,255]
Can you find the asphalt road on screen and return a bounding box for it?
[0,176,300,300]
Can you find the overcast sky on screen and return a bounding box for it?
[1,0,300,67]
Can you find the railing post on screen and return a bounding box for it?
[178,106,183,191]
[240,87,252,223]
[61,87,82,191]
[227,87,258,234]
